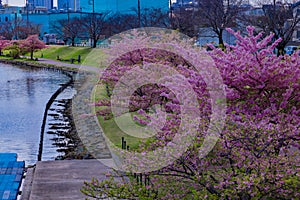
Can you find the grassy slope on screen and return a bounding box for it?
[34,45,106,67]
[93,84,143,150]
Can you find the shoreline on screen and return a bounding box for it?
[0,58,94,162]
[50,98,94,160]
[0,57,79,73]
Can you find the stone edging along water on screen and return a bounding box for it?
[0,58,106,161]
[0,58,79,73]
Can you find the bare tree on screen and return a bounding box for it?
[0,21,15,40]
[0,20,40,40]
[107,8,169,37]
[196,0,244,47]
[82,13,109,48]
[240,0,300,55]
[52,17,82,46]
[170,0,243,41]
[16,22,41,40]
[106,13,138,36]
[139,8,170,28]
[170,6,199,37]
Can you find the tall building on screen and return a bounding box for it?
[58,0,80,11]
[176,0,197,6]
[28,0,53,10]
[80,0,169,13]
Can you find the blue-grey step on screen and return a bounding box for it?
[0,153,25,200]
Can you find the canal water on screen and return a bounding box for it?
[0,63,75,166]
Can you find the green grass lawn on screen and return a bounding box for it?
[33,45,107,68]
[2,45,107,68]
[92,84,146,150]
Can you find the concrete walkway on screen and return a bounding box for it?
[36,58,101,73]
[19,58,115,200]
[21,160,113,200]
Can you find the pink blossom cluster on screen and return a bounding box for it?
[0,35,46,59]
[96,27,299,199]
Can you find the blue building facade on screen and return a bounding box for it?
[0,13,11,23]
[80,0,169,13]
[28,0,53,10]
[0,6,22,24]
[22,12,83,35]
[58,0,80,11]
[1,1,170,42]
[24,1,169,35]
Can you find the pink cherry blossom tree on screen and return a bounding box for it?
[82,27,300,199]
[0,37,10,55]
[20,35,46,60]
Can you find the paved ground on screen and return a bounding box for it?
[21,160,114,200]
[36,58,101,73]
[37,57,113,159]
[72,72,113,159]
[19,59,115,200]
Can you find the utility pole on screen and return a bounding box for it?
[26,0,29,27]
[91,0,95,47]
[93,0,95,13]
[169,0,173,28]
[14,12,18,40]
[138,0,141,27]
[67,0,70,23]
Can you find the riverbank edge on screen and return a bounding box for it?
[0,58,96,161]
[0,58,115,200]
[0,57,79,73]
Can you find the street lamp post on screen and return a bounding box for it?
[14,12,18,40]
[26,0,29,28]
[67,1,70,23]
[170,0,173,28]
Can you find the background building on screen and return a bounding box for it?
[58,0,80,11]
[28,0,53,10]
[80,0,169,13]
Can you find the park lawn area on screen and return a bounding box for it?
[93,83,146,150]
[33,45,107,68]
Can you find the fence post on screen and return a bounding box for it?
[121,137,125,149]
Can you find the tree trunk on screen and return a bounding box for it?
[218,29,224,49]
[276,44,285,56]
[31,50,33,60]
[277,48,284,56]
[71,38,75,47]
[93,38,97,48]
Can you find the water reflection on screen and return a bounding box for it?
[0,63,72,166]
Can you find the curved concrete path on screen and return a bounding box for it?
[36,58,101,73]
[20,58,114,200]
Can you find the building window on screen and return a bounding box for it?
[297,31,300,39]
[5,17,8,21]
